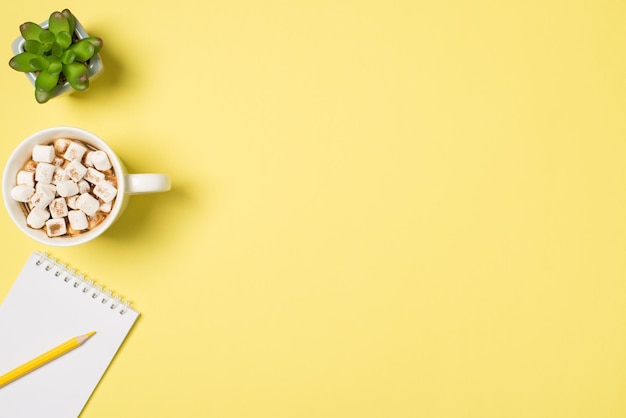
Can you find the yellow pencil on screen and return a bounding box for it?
[0,332,96,388]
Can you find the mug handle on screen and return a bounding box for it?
[125,174,171,194]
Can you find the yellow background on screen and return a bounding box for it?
[1,1,625,417]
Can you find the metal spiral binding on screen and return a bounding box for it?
[35,252,133,315]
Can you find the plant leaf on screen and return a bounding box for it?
[67,39,95,61]
[35,70,60,92]
[61,9,76,35]
[9,52,41,72]
[83,37,103,54]
[48,11,69,35]
[47,56,62,74]
[63,62,89,91]
[24,39,45,54]
[29,56,50,71]
[39,29,55,44]
[35,88,54,104]
[61,50,76,65]
[20,22,44,41]
[51,41,65,57]
[55,31,72,50]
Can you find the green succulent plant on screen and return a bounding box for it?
[8,9,103,104]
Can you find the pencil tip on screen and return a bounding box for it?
[75,331,96,345]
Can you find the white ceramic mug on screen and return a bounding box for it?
[2,126,171,246]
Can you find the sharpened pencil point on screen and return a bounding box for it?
[76,332,96,345]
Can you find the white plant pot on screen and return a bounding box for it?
[11,17,104,100]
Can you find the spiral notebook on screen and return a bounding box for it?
[0,251,139,418]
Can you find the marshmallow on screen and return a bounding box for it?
[84,151,94,167]
[13,140,121,237]
[24,160,37,172]
[36,182,57,196]
[56,180,79,197]
[90,151,112,171]
[35,162,56,184]
[78,180,91,194]
[65,159,87,182]
[51,167,68,185]
[93,181,117,203]
[10,185,35,202]
[27,207,50,229]
[68,210,88,231]
[76,193,100,216]
[87,212,105,229]
[32,145,55,163]
[30,186,55,208]
[66,195,79,209]
[63,141,88,162]
[53,138,72,156]
[49,197,68,219]
[45,218,67,237]
[16,170,35,187]
[100,201,113,213]
[84,167,105,184]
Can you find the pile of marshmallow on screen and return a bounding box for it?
[9,138,118,237]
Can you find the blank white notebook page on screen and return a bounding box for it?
[0,251,139,418]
